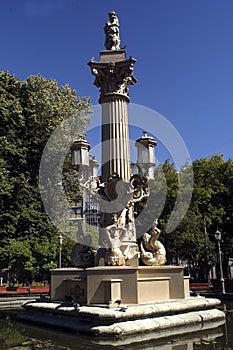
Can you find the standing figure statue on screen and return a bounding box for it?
[104,11,121,50]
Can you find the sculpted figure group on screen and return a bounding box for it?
[72,171,166,267]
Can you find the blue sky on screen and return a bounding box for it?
[1,0,233,165]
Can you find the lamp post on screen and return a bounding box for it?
[70,135,90,177]
[58,234,63,268]
[135,131,157,179]
[215,229,226,294]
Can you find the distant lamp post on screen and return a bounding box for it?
[58,234,63,268]
[135,131,157,178]
[214,229,226,294]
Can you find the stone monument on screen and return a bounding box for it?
[19,11,225,342]
[48,11,207,304]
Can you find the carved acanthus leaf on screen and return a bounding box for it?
[89,59,137,100]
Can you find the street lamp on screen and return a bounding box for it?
[70,135,90,181]
[58,235,63,268]
[135,131,157,178]
[215,229,226,294]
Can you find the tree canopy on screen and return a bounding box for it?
[156,155,233,279]
[0,71,92,281]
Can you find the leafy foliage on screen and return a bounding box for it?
[0,71,92,281]
[154,155,233,279]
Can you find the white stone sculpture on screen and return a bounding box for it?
[140,219,166,266]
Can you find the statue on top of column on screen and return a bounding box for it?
[104,11,121,50]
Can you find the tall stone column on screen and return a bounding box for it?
[88,12,139,267]
[89,50,137,182]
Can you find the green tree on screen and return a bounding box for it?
[191,155,233,278]
[156,154,233,279]
[0,71,92,281]
[190,156,232,239]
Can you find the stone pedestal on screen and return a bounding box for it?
[50,266,190,305]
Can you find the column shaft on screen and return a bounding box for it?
[101,98,130,182]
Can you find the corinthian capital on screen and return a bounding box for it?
[88,55,137,102]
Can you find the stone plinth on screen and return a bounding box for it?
[50,266,189,305]
[99,49,126,63]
